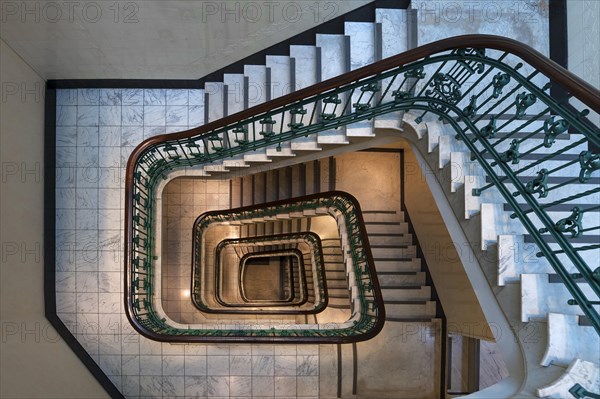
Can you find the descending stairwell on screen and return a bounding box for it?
[52,1,600,398]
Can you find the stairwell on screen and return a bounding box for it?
[52,1,600,398]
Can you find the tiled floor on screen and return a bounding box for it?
[55,88,322,398]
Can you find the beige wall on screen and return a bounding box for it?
[0,39,109,398]
[403,147,494,341]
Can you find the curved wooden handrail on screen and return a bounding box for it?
[124,34,600,342]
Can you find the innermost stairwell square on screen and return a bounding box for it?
[241,253,298,301]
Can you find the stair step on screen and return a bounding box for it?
[315,34,349,143]
[365,222,409,234]
[368,234,413,245]
[384,301,437,319]
[371,245,416,258]
[378,272,426,286]
[374,259,421,273]
[381,286,431,301]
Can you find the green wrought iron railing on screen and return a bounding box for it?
[127,190,384,342]
[125,35,600,340]
[194,231,327,313]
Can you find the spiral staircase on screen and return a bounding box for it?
[52,1,600,398]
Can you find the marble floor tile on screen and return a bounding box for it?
[56,187,77,209]
[297,376,319,397]
[56,146,76,167]
[207,355,229,376]
[100,89,122,106]
[143,106,166,126]
[99,354,121,376]
[99,126,121,147]
[77,106,99,126]
[99,333,122,355]
[144,89,166,106]
[57,89,77,106]
[76,292,99,313]
[163,376,185,396]
[56,105,77,126]
[230,355,252,376]
[76,271,98,293]
[140,355,163,376]
[122,89,143,106]
[163,355,185,376]
[166,105,188,126]
[98,312,121,335]
[189,105,205,126]
[56,271,76,292]
[99,106,122,126]
[167,89,188,106]
[122,375,140,397]
[122,106,144,126]
[297,355,319,376]
[230,376,252,397]
[77,126,99,147]
[78,89,100,105]
[140,375,164,398]
[207,345,230,356]
[252,376,274,397]
[252,356,275,376]
[185,375,207,397]
[76,188,98,209]
[56,292,76,313]
[274,356,297,376]
[57,126,77,146]
[207,376,230,397]
[274,376,296,397]
[122,355,140,376]
[185,355,207,376]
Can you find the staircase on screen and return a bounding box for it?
[52,1,600,398]
[407,116,600,397]
[228,156,442,397]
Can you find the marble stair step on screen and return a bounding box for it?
[289,45,321,150]
[368,233,413,245]
[536,359,600,399]
[345,21,376,138]
[377,271,426,286]
[362,210,405,223]
[371,245,416,258]
[381,286,431,301]
[315,34,349,143]
[540,312,600,367]
[205,82,225,123]
[520,273,599,322]
[223,73,246,116]
[327,280,349,289]
[373,8,409,129]
[384,301,437,319]
[328,296,351,308]
[480,202,527,250]
[325,270,346,280]
[265,55,293,153]
[365,221,409,234]
[374,258,421,273]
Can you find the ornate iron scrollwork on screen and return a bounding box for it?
[579,151,600,183]
[543,117,569,147]
[426,73,462,104]
[525,169,549,198]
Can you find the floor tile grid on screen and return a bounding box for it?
[55,88,322,398]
